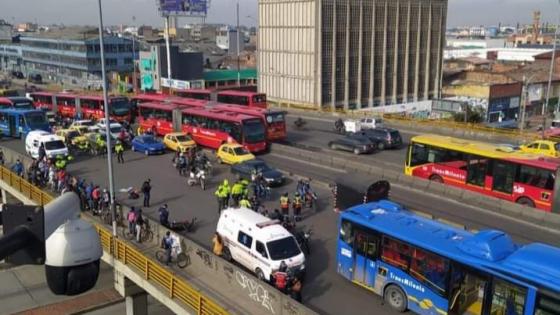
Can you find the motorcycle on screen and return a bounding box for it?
[187,168,207,190]
[166,217,198,233]
[293,117,307,130]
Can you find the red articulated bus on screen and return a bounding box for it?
[78,95,131,122]
[136,102,267,153]
[211,104,287,141]
[216,90,267,108]
[175,89,212,101]
[180,107,267,153]
[54,93,78,118]
[29,92,55,110]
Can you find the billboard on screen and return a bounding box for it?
[157,0,207,17]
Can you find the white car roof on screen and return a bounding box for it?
[220,208,293,242]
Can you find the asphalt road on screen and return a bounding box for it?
[1,136,559,315]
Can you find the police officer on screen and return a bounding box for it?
[115,140,125,163]
[280,193,290,218]
[231,180,244,207]
[293,192,303,221]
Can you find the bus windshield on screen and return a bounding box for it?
[25,112,47,129]
[110,99,130,116]
[265,113,285,124]
[14,100,34,109]
[267,237,301,260]
[242,119,265,143]
[253,94,266,103]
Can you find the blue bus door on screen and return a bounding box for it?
[352,229,378,289]
[8,115,17,137]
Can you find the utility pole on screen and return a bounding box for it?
[236,1,241,87]
[519,76,527,133]
[164,15,172,93]
[545,2,559,116]
[96,0,117,237]
[131,16,137,93]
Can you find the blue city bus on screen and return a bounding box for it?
[0,109,50,138]
[337,200,560,315]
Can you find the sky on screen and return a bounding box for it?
[1,0,559,28]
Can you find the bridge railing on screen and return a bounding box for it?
[0,164,229,315]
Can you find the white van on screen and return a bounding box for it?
[359,117,384,129]
[216,207,305,281]
[25,131,68,159]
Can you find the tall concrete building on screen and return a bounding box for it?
[258,0,448,110]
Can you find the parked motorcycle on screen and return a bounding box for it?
[187,168,207,190]
[166,217,198,233]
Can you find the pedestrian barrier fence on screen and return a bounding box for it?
[0,165,229,315]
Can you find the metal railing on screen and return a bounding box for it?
[0,165,229,315]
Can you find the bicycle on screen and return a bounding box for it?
[156,247,189,268]
[140,220,154,243]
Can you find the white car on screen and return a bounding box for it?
[70,119,99,133]
[97,122,123,140]
[216,207,305,281]
[359,117,384,129]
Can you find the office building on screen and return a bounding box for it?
[216,26,245,54]
[258,0,448,110]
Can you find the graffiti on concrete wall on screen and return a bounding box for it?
[235,270,276,314]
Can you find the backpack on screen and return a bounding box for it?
[127,211,136,223]
[274,272,288,290]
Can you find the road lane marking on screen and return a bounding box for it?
[269,153,347,173]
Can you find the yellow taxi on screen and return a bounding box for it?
[216,143,255,165]
[55,128,87,146]
[69,125,90,136]
[519,140,560,157]
[163,132,196,152]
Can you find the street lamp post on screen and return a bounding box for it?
[96,0,117,237]
[131,16,137,93]
[236,1,241,87]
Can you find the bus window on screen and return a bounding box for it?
[381,237,411,271]
[354,229,379,261]
[182,114,194,125]
[410,248,449,296]
[535,292,560,315]
[339,220,354,245]
[492,160,516,194]
[253,94,266,103]
[242,119,265,143]
[518,166,555,190]
[139,107,153,119]
[489,279,526,315]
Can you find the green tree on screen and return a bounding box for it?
[453,105,486,123]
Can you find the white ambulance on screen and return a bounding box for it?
[216,207,305,281]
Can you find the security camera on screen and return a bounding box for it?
[45,217,103,296]
[0,192,103,296]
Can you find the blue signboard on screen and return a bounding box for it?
[158,0,207,17]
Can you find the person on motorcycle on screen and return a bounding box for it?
[335,118,344,133]
[95,133,106,156]
[292,193,303,221]
[273,261,289,293]
[178,153,187,176]
[158,204,170,227]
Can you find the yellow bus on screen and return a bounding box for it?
[405,134,560,212]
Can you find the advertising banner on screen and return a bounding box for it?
[158,0,207,17]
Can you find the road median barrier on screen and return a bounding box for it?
[270,142,560,231]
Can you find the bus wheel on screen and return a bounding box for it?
[516,197,535,208]
[429,175,444,183]
[384,285,407,312]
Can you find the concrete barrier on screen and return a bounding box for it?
[270,142,560,230]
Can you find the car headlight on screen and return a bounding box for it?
[264,177,274,182]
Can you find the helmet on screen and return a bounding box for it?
[295,192,300,197]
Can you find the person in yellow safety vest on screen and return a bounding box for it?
[231,180,244,207]
[215,180,230,213]
[280,193,290,218]
[239,197,251,208]
[115,141,125,163]
[55,155,67,170]
[95,134,106,155]
[240,179,250,198]
[293,192,303,221]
